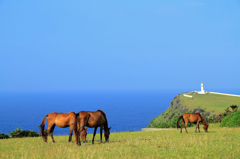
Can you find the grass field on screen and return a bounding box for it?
[0,124,240,159]
[179,93,240,116]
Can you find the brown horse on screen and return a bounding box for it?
[177,113,209,133]
[78,110,111,144]
[39,112,80,145]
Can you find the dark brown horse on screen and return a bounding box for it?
[78,110,111,144]
[177,113,209,133]
[39,112,81,145]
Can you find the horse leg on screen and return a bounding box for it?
[195,122,199,133]
[50,124,56,143]
[198,123,200,133]
[45,122,55,143]
[100,127,103,143]
[69,126,73,142]
[184,120,188,133]
[71,123,80,146]
[92,127,98,144]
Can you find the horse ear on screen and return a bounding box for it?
[109,127,111,130]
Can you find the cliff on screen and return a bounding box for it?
[147,92,240,128]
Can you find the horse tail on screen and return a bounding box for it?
[76,113,81,133]
[39,115,48,142]
[77,112,90,132]
[75,113,80,139]
[177,115,183,129]
[199,113,209,126]
[75,113,79,130]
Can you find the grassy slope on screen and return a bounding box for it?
[0,124,240,158]
[148,92,240,127]
[180,93,240,115]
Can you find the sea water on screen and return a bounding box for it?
[0,89,239,135]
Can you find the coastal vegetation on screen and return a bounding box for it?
[0,133,9,139]
[0,127,39,139]
[0,123,239,158]
[220,110,240,127]
[148,92,240,128]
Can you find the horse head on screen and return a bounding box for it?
[80,127,87,143]
[43,130,48,142]
[104,127,111,142]
[203,124,209,132]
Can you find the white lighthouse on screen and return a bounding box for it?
[198,82,206,94]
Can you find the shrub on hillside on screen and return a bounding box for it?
[229,105,238,111]
[220,110,240,127]
[9,127,21,137]
[207,106,239,123]
[0,133,9,139]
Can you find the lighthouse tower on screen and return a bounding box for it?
[198,82,206,94]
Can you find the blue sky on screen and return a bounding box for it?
[0,1,240,92]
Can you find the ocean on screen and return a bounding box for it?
[0,89,239,135]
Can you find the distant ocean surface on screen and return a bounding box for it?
[0,89,239,135]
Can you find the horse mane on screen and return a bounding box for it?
[199,113,209,126]
[97,109,107,119]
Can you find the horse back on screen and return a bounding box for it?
[48,112,77,128]
[182,113,201,123]
[80,111,106,128]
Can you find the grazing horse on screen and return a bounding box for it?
[177,113,209,133]
[39,112,80,145]
[78,110,111,144]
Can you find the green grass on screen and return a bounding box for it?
[0,124,240,159]
[179,93,240,116]
[220,111,240,127]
